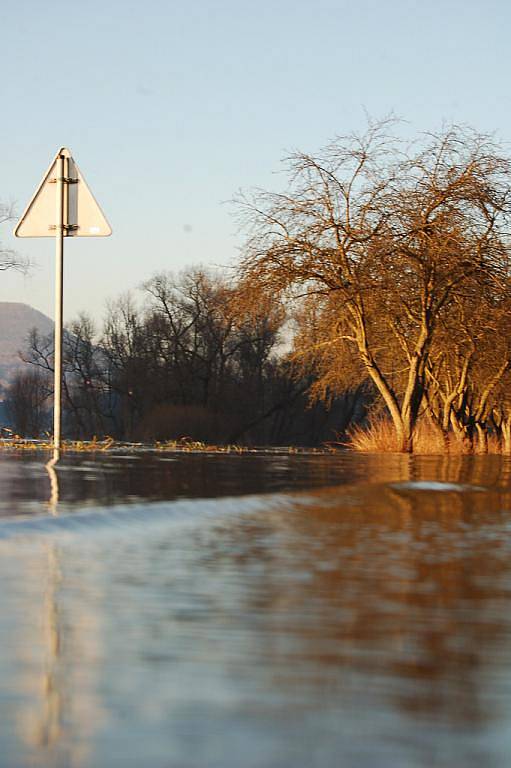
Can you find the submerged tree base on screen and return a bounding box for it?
[348,420,506,455]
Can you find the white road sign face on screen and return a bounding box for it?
[14,147,112,238]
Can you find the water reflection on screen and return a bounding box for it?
[23,545,62,750]
[45,450,60,515]
[1,449,511,517]
[20,456,63,763]
[1,453,511,766]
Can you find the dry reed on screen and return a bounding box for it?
[348,419,507,455]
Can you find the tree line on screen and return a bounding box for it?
[5,120,511,452]
[5,268,364,444]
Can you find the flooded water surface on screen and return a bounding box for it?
[2,450,511,767]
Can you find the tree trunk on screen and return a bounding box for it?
[502,420,511,455]
[449,412,473,453]
[475,423,488,454]
[358,348,411,452]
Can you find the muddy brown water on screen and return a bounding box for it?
[1,450,511,767]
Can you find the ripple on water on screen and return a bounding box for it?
[390,480,487,493]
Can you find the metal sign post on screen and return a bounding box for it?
[54,153,65,450]
[14,147,111,451]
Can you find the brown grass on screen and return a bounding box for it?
[154,438,246,453]
[0,436,116,452]
[348,419,505,454]
[0,436,302,454]
[486,434,503,454]
[347,419,405,453]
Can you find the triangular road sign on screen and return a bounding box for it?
[14,147,112,237]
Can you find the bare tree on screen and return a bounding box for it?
[424,287,511,452]
[140,267,287,439]
[4,369,51,437]
[101,293,150,437]
[236,121,511,451]
[0,201,29,273]
[21,316,115,438]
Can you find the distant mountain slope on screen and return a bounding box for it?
[0,302,53,388]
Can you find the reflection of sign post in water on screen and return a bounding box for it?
[14,148,111,451]
[46,451,60,514]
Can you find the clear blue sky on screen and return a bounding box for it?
[1,0,510,323]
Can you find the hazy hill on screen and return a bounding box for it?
[0,302,53,389]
